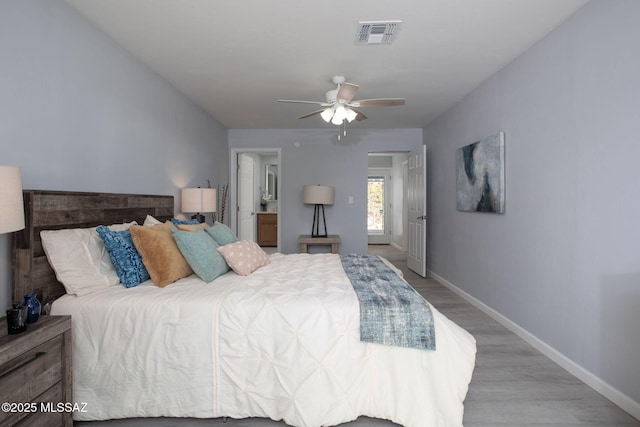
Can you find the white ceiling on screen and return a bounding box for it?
[65,0,588,130]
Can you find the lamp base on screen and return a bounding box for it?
[311,204,328,238]
[190,213,205,223]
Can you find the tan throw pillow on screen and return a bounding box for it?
[177,223,209,231]
[130,222,193,287]
[217,240,270,276]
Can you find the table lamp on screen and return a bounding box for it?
[1,166,26,333]
[181,187,216,223]
[303,185,334,237]
[0,166,25,234]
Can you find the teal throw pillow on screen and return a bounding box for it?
[171,229,229,282]
[205,222,238,246]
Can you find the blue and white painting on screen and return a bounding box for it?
[456,132,505,213]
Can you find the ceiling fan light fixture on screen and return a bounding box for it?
[333,105,348,124]
[320,108,334,123]
[278,75,404,128]
[345,108,357,123]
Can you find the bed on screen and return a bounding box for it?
[13,190,476,427]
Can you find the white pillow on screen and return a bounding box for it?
[143,215,162,226]
[40,222,137,296]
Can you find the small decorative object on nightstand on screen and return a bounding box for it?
[5,305,27,335]
[22,292,41,324]
[0,315,72,426]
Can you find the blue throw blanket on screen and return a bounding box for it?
[340,254,436,351]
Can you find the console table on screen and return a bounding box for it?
[298,235,341,254]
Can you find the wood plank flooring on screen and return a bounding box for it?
[75,246,639,427]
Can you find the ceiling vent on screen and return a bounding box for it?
[356,20,402,45]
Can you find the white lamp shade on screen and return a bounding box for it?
[331,105,348,125]
[0,166,25,233]
[320,108,334,123]
[345,108,358,123]
[303,185,334,205]
[182,188,216,213]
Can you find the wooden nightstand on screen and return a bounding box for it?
[0,315,72,427]
[298,235,341,254]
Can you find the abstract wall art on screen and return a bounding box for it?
[456,131,505,213]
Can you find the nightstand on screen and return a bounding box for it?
[298,235,341,254]
[0,315,72,426]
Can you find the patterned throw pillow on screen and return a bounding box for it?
[96,226,150,288]
[205,222,238,246]
[171,218,200,226]
[216,240,270,276]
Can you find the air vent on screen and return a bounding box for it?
[356,20,402,45]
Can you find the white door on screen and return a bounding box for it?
[238,154,255,241]
[407,146,427,276]
[367,169,392,244]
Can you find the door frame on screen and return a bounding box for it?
[238,153,256,241]
[367,168,392,244]
[229,148,282,251]
[367,152,410,251]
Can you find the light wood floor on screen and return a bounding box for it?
[76,246,639,427]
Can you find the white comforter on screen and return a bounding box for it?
[52,253,476,427]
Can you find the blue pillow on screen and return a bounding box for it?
[171,229,229,282]
[171,218,200,226]
[205,222,238,246]
[96,226,150,288]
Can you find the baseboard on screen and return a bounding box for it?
[389,242,405,251]
[428,269,640,421]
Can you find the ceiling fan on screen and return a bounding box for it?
[277,76,405,126]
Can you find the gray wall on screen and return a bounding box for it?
[4,0,637,413]
[424,0,640,408]
[229,129,422,254]
[0,1,228,310]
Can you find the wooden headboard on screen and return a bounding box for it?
[11,190,174,305]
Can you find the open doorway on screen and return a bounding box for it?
[367,152,408,250]
[230,148,281,253]
[368,169,391,244]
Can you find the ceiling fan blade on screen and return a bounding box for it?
[349,98,405,107]
[336,83,359,104]
[278,99,330,106]
[351,108,368,121]
[298,109,325,119]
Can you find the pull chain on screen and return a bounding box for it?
[336,122,348,141]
